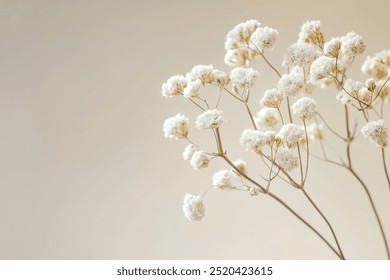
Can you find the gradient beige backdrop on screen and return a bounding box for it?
[0,0,389,259]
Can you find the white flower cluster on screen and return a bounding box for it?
[301,123,324,143]
[240,129,275,153]
[260,88,284,108]
[298,20,324,47]
[212,170,233,190]
[362,50,390,80]
[183,194,205,221]
[195,109,224,129]
[276,147,299,171]
[277,68,306,97]
[255,108,279,128]
[224,20,280,66]
[284,42,321,68]
[361,120,388,148]
[291,97,317,119]
[230,67,260,93]
[276,124,304,148]
[163,113,189,140]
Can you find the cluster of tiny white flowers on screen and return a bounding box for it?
[361,120,388,148]
[183,194,205,221]
[187,65,215,84]
[212,170,233,190]
[230,67,260,93]
[255,108,279,128]
[183,79,202,98]
[183,144,200,160]
[276,147,299,171]
[190,150,210,170]
[277,69,305,97]
[291,97,317,119]
[284,42,321,68]
[276,124,304,148]
[341,32,366,57]
[162,75,188,98]
[240,129,270,153]
[260,88,284,108]
[362,50,390,80]
[298,20,324,47]
[195,109,224,129]
[163,113,189,140]
[250,26,279,51]
[310,56,336,81]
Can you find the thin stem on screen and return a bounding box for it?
[316,112,345,140]
[259,52,282,78]
[189,98,205,111]
[286,97,293,123]
[303,120,310,183]
[245,102,258,130]
[267,192,343,259]
[277,108,285,125]
[347,167,390,259]
[302,189,345,259]
[381,148,390,191]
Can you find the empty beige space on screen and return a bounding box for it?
[0,0,389,259]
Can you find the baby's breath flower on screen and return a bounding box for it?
[341,32,366,57]
[361,50,390,79]
[183,79,202,98]
[212,170,233,190]
[224,49,257,67]
[163,113,189,140]
[190,151,210,170]
[240,129,269,153]
[298,20,324,47]
[361,120,388,148]
[310,56,336,81]
[277,70,305,97]
[225,19,261,50]
[336,91,352,105]
[249,26,279,51]
[195,109,224,129]
[365,78,376,92]
[188,64,215,84]
[284,43,321,68]
[260,88,284,108]
[231,159,248,177]
[376,79,390,101]
[183,194,205,221]
[255,108,279,127]
[291,97,317,119]
[276,147,299,171]
[324,37,342,57]
[212,70,230,87]
[230,67,260,92]
[161,75,188,98]
[276,124,304,148]
[183,144,200,161]
[358,88,372,104]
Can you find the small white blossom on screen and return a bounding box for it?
[298,20,324,47]
[183,194,205,221]
[376,79,390,101]
[183,79,202,98]
[336,91,352,105]
[249,26,279,51]
[284,43,321,68]
[162,75,188,98]
[255,108,279,127]
[291,97,317,119]
[361,50,390,80]
[277,70,305,97]
[163,113,189,140]
[230,67,260,92]
[249,187,260,196]
[212,170,233,190]
[365,78,376,92]
[183,144,200,160]
[240,129,269,153]
[224,48,257,67]
[188,64,215,84]
[341,32,366,57]
[361,120,388,148]
[225,19,261,50]
[260,88,284,108]
[190,151,210,170]
[231,159,248,177]
[310,56,336,81]
[324,37,342,57]
[212,70,230,87]
[276,147,299,171]
[195,109,224,129]
[276,124,304,148]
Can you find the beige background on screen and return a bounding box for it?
[0,0,389,259]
